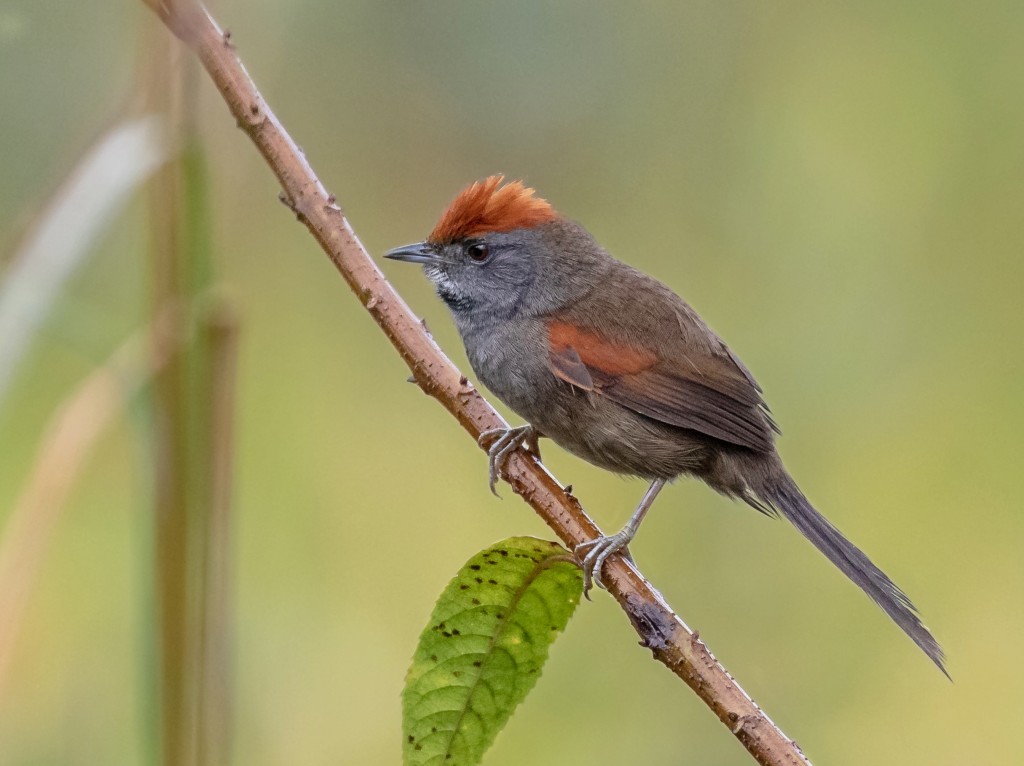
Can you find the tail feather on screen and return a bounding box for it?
[755,471,947,677]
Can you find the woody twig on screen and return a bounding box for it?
[140,2,811,764]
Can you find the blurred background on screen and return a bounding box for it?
[2,1,1022,764]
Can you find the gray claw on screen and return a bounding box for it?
[478,425,538,496]
[576,532,632,597]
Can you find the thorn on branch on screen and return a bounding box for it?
[222,28,234,48]
[731,714,756,736]
[407,368,434,395]
[278,192,302,221]
[456,376,476,401]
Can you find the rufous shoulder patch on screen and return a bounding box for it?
[428,175,557,244]
[547,320,658,377]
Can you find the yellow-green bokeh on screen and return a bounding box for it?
[2,2,1022,764]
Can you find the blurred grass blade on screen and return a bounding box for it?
[0,322,171,699]
[0,116,168,404]
[403,537,583,766]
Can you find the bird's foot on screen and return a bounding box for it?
[574,479,666,597]
[477,424,540,496]
[575,531,635,597]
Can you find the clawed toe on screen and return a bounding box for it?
[576,533,632,597]
[477,427,505,449]
[478,425,538,496]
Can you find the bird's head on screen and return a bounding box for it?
[385,176,608,321]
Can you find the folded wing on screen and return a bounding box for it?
[547,318,776,452]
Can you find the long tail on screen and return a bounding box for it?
[754,469,947,677]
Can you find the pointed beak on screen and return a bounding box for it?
[383,241,440,265]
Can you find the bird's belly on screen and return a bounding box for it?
[463,320,708,480]
[543,390,709,480]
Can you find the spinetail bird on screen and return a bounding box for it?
[385,175,946,675]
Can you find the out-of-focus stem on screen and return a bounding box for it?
[145,17,227,766]
[194,301,238,766]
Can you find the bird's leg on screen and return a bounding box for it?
[477,424,541,496]
[576,479,667,596]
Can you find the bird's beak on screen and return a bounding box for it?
[383,241,440,265]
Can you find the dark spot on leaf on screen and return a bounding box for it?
[459,584,469,590]
[475,577,482,583]
[430,654,437,662]
[408,735,414,743]
[488,579,498,585]
[453,670,462,677]
[472,661,482,667]
[442,631,452,637]
[470,564,481,571]
[431,726,437,733]
[471,598,480,605]
[499,550,508,556]
[414,743,422,751]
[452,629,461,635]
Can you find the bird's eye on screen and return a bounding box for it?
[466,242,490,262]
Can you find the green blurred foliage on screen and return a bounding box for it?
[1,1,1022,764]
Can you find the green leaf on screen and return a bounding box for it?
[403,536,583,766]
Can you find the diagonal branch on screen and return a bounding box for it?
[142,3,811,764]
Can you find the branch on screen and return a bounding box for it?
[143,3,811,764]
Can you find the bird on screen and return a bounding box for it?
[385,175,946,675]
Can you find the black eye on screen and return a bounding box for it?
[466,242,490,262]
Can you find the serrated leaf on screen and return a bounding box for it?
[402,536,583,766]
